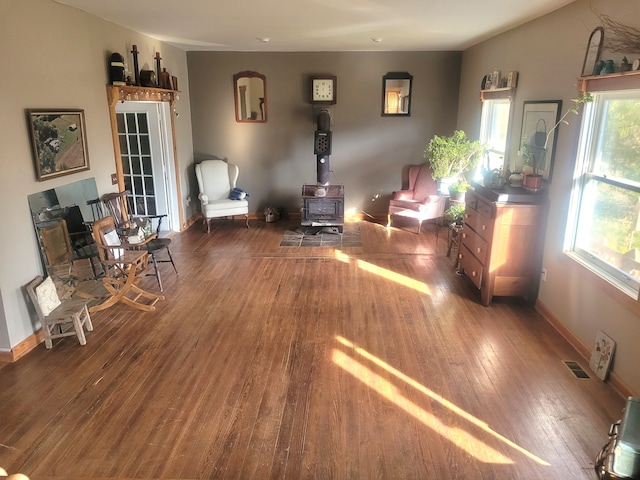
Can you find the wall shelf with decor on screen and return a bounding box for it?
[480,87,516,102]
[577,70,640,94]
[106,85,179,108]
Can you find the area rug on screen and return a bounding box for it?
[280,223,361,247]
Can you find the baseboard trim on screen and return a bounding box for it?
[535,299,635,399]
[0,330,44,363]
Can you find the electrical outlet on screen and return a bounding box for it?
[111,173,118,185]
[541,268,547,282]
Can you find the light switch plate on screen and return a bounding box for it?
[111,173,118,185]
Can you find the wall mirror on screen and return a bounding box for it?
[382,72,413,117]
[233,71,267,122]
[28,177,100,272]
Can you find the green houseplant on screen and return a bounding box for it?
[424,130,487,197]
[444,203,465,226]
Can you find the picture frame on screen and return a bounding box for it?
[27,109,90,181]
[581,26,604,77]
[589,330,615,381]
[519,100,562,182]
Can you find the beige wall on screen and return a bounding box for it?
[187,51,462,215]
[0,0,193,352]
[457,0,640,395]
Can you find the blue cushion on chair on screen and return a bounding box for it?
[230,187,250,200]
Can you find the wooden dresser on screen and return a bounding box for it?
[458,182,547,306]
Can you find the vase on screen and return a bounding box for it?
[524,174,543,190]
[509,172,523,187]
[448,188,466,202]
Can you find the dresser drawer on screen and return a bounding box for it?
[464,207,492,240]
[458,245,483,289]
[461,226,489,264]
[465,192,478,211]
[476,198,493,219]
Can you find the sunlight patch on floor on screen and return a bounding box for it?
[333,250,431,294]
[334,335,550,466]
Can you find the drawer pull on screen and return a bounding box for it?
[476,247,481,253]
[471,271,477,277]
[482,225,486,231]
[462,233,467,238]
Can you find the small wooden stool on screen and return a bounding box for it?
[447,223,464,264]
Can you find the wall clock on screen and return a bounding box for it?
[311,75,337,104]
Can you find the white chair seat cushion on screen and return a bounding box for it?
[201,198,249,218]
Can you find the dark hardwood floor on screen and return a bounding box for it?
[1,218,625,479]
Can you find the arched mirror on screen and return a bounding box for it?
[233,71,267,123]
[382,72,412,117]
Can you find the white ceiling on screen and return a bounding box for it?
[55,0,575,51]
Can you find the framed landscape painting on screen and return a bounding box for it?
[27,109,90,181]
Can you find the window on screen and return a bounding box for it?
[565,89,640,298]
[479,98,511,175]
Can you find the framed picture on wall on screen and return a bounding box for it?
[519,100,562,182]
[27,109,90,181]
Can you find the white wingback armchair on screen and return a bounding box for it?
[195,159,249,233]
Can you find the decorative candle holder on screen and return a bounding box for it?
[131,44,140,86]
[155,52,162,85]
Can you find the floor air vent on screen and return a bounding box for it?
[563,360,590,379]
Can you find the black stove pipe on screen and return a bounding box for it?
[314,109,332,186]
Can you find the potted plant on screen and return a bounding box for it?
[522,93,593,189]
[444,203,465,226]
[424,130,487,197]
[447,181,469,201]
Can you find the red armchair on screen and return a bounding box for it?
[387,163,446,234]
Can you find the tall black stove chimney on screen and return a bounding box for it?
[314,109,332,186]
[301,108,344,233]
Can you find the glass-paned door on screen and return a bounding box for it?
[116,102,172,231]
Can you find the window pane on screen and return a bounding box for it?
[147,197,157,215]
[119,135,129,154]
[576,179,639,257]
[142,156,153,175]
[140,135,150,155]
[133,176,143,196]
[126,113,137,133]
[128,135,139,155]
[131,157,141,175]
[144,176,155,195]
[479,99,511,174]
[116,113,125,132]
[592,97,640,182]
[137,113,149,134]
[486,102,510,150]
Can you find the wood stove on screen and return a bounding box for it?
[301,108,344,233]
[301,184,344,233]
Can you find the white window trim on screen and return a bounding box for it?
[564,84,640,300]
